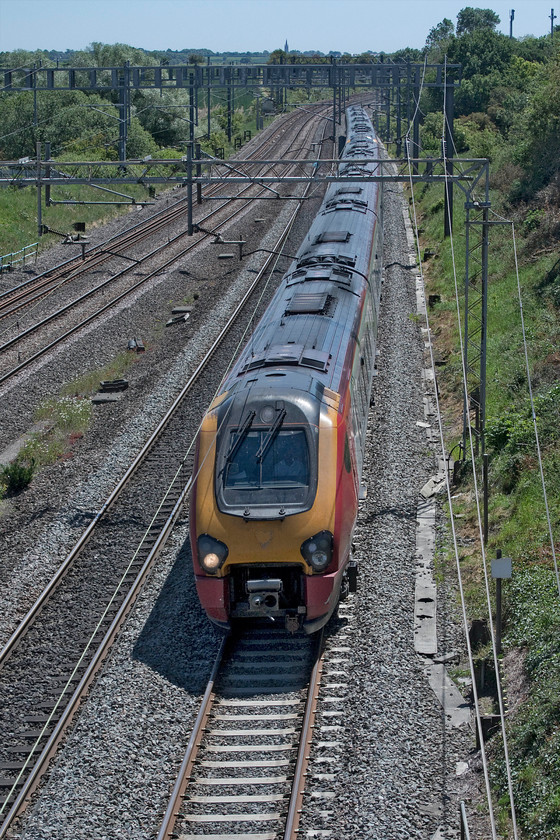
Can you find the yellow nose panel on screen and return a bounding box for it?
[254,527,274,548]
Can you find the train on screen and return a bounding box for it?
[189,104,383,633]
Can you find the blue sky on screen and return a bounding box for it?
[0,0,556,55]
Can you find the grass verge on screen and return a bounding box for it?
[413,176,560,838]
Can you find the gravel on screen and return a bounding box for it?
[1,113,485,840]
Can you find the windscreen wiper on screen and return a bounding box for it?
[225,410,256,464]
[256,409,286,463]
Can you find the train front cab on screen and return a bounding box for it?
[190,382,359,633]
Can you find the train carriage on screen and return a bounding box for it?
[190,105,383,633]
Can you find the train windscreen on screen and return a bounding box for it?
[224,429,309,502]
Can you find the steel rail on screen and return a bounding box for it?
[0,111,321,671]
[0,218,212,355]
[0,110,331,834]
[0,113,324,383]
[0,475,197,836]
[0,187,289,382]
[157,635,229,840]
[0,106,312,339]
[0,121,307,330]
[0,179,309,836]
[283,631,326,840]
[0,203,192,321]
[460,801,472,840]
[155,630,325,840]
[0,188,210,313]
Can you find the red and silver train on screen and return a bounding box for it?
[190,105,383,633]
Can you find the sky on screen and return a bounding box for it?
[0,0,557,56]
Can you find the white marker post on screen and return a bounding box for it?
[491,549,512,655]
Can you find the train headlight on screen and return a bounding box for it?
[197,534,229,574]
[300,531,333,572]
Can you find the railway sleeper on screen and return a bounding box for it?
[98,379,129,393]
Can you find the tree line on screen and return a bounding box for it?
[1,6,560,202]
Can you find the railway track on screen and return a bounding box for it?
[0,104,320,320]
[0,105,329,385]
[158,597,359,840]
[158,627,325,840]
[0,101,478,840]
[0,181,315,834]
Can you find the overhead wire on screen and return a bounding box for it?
[401,55,498,837]
[440,34,558,803]
[404,55,526,837]
[404,55,428,145]
[404,119,499,840]
[506,216,560,595]
[444,58,518,839]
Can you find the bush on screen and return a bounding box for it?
[488,386,560,492]
[493,568,560,840]
[523,208,545,233]
[488,384,560,454]
[458,114,503,161]
[1,458,35,495]
[2,396,92,484]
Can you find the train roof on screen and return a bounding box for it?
[220,106,382,409]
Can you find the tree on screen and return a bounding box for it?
[0,49,53,67]
[391,47,423,63]
[448,29,513,80]
[424,18,455,59]
[353,52,379,64]
[513,35,554,64]
[132,88,191,148]
[85,42,155,68]
[0,90,156,160]
[436,28,512,116]
[508,58,560,198]
[456,7,500,36]
[267,49,286,64]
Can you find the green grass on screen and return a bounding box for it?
[0,393,93,501]
[35,395,92,432]
[17,395,92,470]
[0,181,158,258]
[0,354,143,501]
[61,351,137,397]
[491,567,560,840]
[414,163,560,839]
